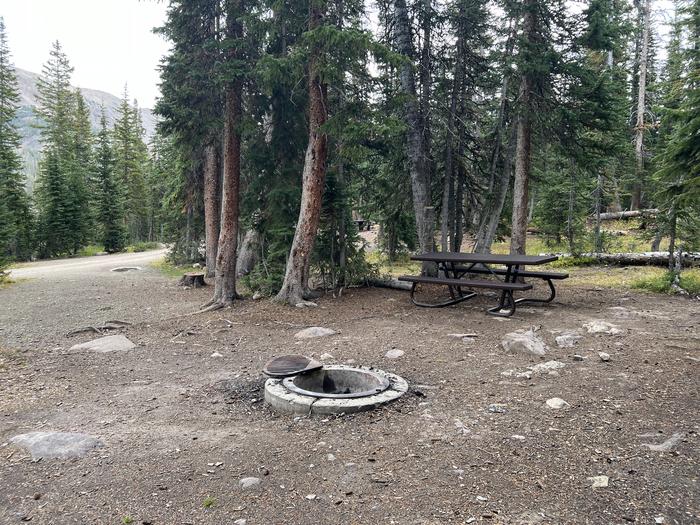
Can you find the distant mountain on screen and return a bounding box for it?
[14,67,157,191]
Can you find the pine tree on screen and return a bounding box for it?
[94,111,126,253]
[113,88,149,243]
[0,17,33,261]
[35,150,70,257]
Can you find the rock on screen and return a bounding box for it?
[501,329,547,357]
[488,404,507,414]
[10,431,103,459]
[234,520,247,525]
[515,511,545,524]
[305,494,317,500]
[70,334,136,353]
[530,360,566,375]
[385,349,404,359]
[584,320,622,335]
[598,352,611,362]
[327,453,336,462]
[641,432,683,452]
[573,354,585,361]
[239,477,261,490]
[545,397,569,409]
[501,369,532,380]
[476,495,488,502]
[655,517,665,524]
[587,475,609,488]
[511,435,526,440]
[252,291,263,300]
[555,333,582,348]
[295,301,318,308]
[294,327,337,339]
[320,353,335,361]
[210,352,223,358]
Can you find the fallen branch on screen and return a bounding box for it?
[367,277,413,291]
[66,320,132,336]
[595,209,659,221]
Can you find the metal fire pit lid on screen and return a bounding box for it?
[262,354,323,378]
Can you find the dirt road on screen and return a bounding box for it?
[8,248,169,280]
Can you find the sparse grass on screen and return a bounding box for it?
[548,256,599,268]
[126,241,161,253]
[366,251,420,277]
[632,268,700,295]
[202,496,217,508]
[121,517,133,525]
[150,259,193,278]
[77,244,105,257]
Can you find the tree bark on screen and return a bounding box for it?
[236,228,261,278]
[510,0,537,256]
[394,0,435,274]
[203,143,220,278]
[275,0,328,306]
[631,0,651,211]
[204,1,243,309]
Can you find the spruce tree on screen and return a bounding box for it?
[0,17,33,260]
[65,90,93,251]
[35,150,70,257]
[94,111,126,253]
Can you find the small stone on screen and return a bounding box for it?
[488,404,507,414]
[573,354,584,361]
[294,327,337,339]
[466,519,476,524]
[476,495,488,502]
[584,320,622,335]
[252,291,263,300]
[305,494,317,500]
[555,333,582,348]
[545,397,569,409]
[511,435,526,440]
[501,329,547,357]
[385,349,404,359]
[70,334,136,353]
[234,520,247,525]
[295,301,318,308]
[587,475,609,488]
[642,432,683,452]
[210,352,223,358]
[320,353,335,361]
[501,369,532,380]
[530,360,565,375]
[599,352,610,362]
[327,453,336,462]
[655,517,665,524]
[239,477,261,490]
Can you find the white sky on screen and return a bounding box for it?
[0,0,677,110]
[1,0,169,108]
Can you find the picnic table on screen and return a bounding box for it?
[398,252,568,317]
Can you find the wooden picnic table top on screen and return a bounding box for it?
[411,251,558,266]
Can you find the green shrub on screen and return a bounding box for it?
[549,256,599,268]
[127,241,161,253]
[631,270,700,295]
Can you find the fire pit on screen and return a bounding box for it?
[263,358,408,416]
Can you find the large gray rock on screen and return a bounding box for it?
[239,477,262,489]
[501,329,547,357]
[294,327,337,339]
[70,334,136,353]
[555,333,582,348]
[10,431,103,459]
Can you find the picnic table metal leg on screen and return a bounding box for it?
[487,264,518,317]
[408,282,476,308]
[514,278,556,304]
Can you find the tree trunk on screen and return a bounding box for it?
[474,20,517,254]
[631,0,651,211]
[236,228,261,278]
[594,172,603,253]
[667,202,677,271]
[275,0,328,306]
[204,2,243,309]
[203,143,220,278]
[394,0,435,274]
[510,1,536,256]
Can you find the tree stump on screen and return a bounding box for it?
[179,272,207,288]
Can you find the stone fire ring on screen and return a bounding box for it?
[264,365,408,416]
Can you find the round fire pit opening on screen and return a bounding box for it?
[265,365,408,416]
[283,367,391,399]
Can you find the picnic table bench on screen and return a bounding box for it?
[398,252,568,317]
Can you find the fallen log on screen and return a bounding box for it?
[596,209,659,221]
[544,251,700,267]
[367,276,413,291]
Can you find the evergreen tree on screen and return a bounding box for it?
[35,150,70,257]
[113,88,150,242]
[94,111,126,253]
[0,17,33,261]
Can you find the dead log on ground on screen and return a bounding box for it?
[596,209,659,221]
[547,251,700,267]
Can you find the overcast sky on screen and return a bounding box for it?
[2,0,169,108]
[1,0,676,110]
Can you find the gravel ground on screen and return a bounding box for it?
[0,256,698,525]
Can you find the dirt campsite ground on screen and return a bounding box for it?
[1,250,698,525]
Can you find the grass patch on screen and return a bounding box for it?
[121,517,133,525]
[366,251,420,277]
[150,259,193,278]
[126,241,161,253]
[548,256,599,268]
[203,496,217,508]
[77,244,105,257]
[632,268,700,295]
